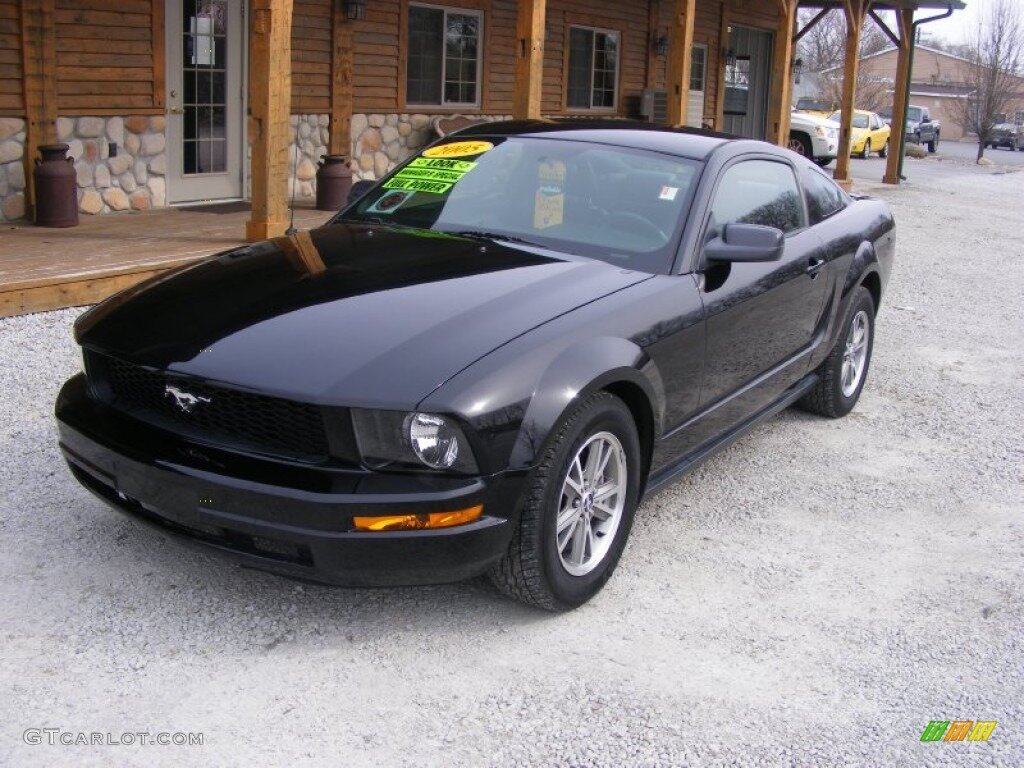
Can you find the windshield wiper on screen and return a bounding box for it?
[444,229,541,247]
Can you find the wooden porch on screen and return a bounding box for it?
[0,205,332,318]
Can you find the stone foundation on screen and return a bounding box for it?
[60,115,168,215]
[287,114,330,201]
[0,117,27,222]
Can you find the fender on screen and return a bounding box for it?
[505,336,665,471]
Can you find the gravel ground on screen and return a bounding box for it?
[1,168,1022,767]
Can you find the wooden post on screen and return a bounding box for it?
[246,0,293,242]
[20,0,58,221]
[666,0,696,126]
[329,4,354,158]
[883,8,914,184]
[833,0,865,189]
[513,0,546,119]
[767,0,798,146]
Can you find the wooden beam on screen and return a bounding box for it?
[832,0,865,189]
[246,0,293,242]
[768,0,798,146]
[152,0,166,109]
[883,8,913,184]
[665,0,696,126]
[328,3,353,157]
[512,0,546,119]
[20,0,58,221]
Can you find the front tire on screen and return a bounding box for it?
[879,139,888,158]
[489,392,641,610]
[788,131,814,160]
[798,286,876,418]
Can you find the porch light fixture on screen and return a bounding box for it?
[724,48,736,68]
[653,34,669,57]
[342,0,365,21]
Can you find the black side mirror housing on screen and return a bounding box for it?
[705,223,785,264]
[347,179,375,205]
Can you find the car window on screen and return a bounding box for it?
[710,160,804,234]
[801,165,847,225]
[907,107,922,121]
[338,136,701,275]
[870,115,880,129]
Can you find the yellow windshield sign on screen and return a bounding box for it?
[422,140,494,159]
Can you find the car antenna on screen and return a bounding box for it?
[285,118,300,235]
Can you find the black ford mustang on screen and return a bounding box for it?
[57,121,895,610]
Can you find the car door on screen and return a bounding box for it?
[869,113,888,147]
[671,156,828,455]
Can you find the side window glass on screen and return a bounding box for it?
[802,166,847,225]
[710,160,804,233]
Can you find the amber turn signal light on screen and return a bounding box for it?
[352,504,483,532]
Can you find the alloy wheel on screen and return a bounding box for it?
[556,431,627,577]
[841,310,871,397]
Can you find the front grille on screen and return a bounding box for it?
[88,352,329,462]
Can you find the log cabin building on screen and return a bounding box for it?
[0,0,960,237]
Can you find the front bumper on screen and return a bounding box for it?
[56,373,522,587]
[810,134,837,160]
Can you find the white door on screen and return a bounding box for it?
[166,0,244,203]
[687,44,707,129]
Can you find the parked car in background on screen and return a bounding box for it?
[795,97,837,120]
[989,123,1023,151]
[56,121,895,611]
[788,110,839,167]
[881,105,940,153]
[829,110,891,158]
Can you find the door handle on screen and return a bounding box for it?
[805,256,826,277]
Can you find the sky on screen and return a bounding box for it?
[917,2,1000,46]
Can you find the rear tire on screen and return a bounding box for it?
[489,392,641,611]
[927,136,937,153]
[859,141,870,159]
[798,286,876,419]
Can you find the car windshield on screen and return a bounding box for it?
[336,136,701,274]
[830,112,869,129]
[797,98,832,112]
[907,107,922,121]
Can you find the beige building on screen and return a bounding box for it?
[823,45,1024,141]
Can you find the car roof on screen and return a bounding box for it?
[451,119,740,161]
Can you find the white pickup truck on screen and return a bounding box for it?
[788,110,840,167]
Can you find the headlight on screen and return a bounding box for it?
[351,409,478,473]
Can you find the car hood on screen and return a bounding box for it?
[76,222,651,407]
[790,112,839,130]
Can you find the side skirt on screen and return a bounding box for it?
[643,373,819,498]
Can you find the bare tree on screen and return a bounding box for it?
[797,9,894,112]
[950,0,1024,161]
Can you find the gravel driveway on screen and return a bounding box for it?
[1,168,1022,767]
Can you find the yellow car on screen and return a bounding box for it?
[829,109,892,158]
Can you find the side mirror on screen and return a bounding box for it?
[705,223,785,264]
[347,179,375,205]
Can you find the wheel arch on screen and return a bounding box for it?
[506,337,665,480]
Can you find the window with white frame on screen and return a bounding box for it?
[406,4,482,106]
[687,44,707,128]
[567,26,620,110]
